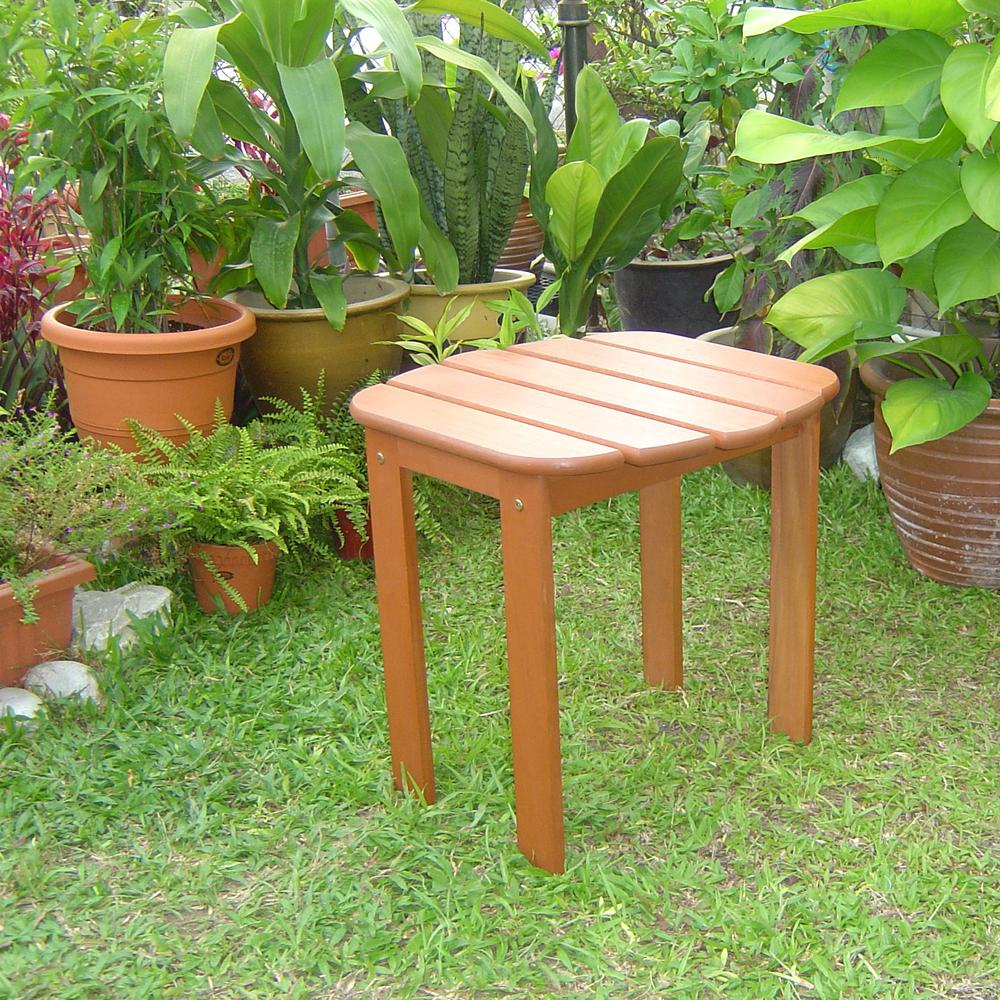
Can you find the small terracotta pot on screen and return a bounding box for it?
[188,541,279,614]
[334,507,373,560]
[497,197,545,273]
[861,347,1000,589]
[40,297,256,450]
[0,556,96,686]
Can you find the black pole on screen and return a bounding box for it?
[558,0,590,140]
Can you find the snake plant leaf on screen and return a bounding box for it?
[961,151,1000,230]
[251,215,301,309]
[743,0,967,37]
[882,372,992,452]
[933,217,1000,312]
[309,272,347,329]
[408,0,548,59]
[277,59,345,181]
[940,43,996,150]
[565,66,622,177]
[733,110,964,166]
[345,124,421,271]
[766,270,907,362]
[875,159,971,265]
[833,31,951,115]
[545,161,602,263]
[341,0,422,104]
[163,25,221,141]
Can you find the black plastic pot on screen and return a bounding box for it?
[613,254,736,336]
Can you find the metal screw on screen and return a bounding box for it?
[513,498,524,511]
[376,452,385,464]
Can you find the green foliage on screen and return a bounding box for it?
[0,400,149,621]
[383,297,476,367]
[4,2,221,332]
[736,0,999,448]
[468,284,560,348]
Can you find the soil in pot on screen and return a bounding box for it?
[613,255,736,337]
[0,556,96,686]
[189,542,279,614]
[40,297,256,450]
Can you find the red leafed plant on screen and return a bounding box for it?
[0,113,63,410]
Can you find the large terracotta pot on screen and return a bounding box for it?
[236,274,408,408]
[0,555,95,686]
[861,347,1000,589]
[189,541,279,614]
[407,268,536,343]
[497,197,545,273]
[40,297,256,450]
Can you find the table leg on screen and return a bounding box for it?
[500,476,564,873]
[639,477,683,689]
[769,414,820,743]
[367,432,436,802]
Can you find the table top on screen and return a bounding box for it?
[351,332,840,476]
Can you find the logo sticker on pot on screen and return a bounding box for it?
[215,347,235,367]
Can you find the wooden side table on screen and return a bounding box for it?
[351,332,839,873]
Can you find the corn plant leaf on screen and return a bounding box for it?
[408,0,548,59]
[277,59,345,181]
[310,272,347,329]
[342,0,422,103]
[250,215,300,308]
[163,25,221,141]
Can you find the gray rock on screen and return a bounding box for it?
[73,583,172,652]
[24,660,102,705]
[0,687,44,722]
[844,423,879,483]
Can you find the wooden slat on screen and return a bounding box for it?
[445,350,781,450]
[389,366,714,467]
[587,331,841,401]
[513,338,823,424]
[350,384,624,476]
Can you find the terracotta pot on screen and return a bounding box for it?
[190,228,330,293]
[613,254,737,337]
[40,297,256,450]
[334,507,373,560]
[861,347,1000,589]
[497,197,545,273]
[235,274,409,409]
[407,268,536,343]
[0,555,96,686]
[188,541,279,614]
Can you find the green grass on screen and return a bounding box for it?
[1,466,997,998]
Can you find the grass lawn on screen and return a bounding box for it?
[1,466,997,998]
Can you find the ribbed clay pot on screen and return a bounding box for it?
[407,268,535,343]
[861,349,1000,589]
[235,274,408,409]
[189,541,279,614]
[497,198,545,273]
[40,297,256,450]
[0,556,96,686]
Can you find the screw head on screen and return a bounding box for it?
[513,498,524,511]
[375,451,385,464]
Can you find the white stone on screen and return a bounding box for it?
[23,660,102,705]
[844,423,879,483]
[72,583,172,652]
[0,687,44,722]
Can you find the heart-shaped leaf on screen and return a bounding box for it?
[882,372,992,451]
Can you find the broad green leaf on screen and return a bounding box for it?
[207,77,276,152]
[277,59,345,181]
[46,0,75,45]
[834,31,950,115]
[250,215,300,308]
[733,110,963,166]
[778,206,878,264]
[413,87,452,171]
[342,0,422,104]
[933,217,1000,311]
[961,151,1000,230]
[711,258,745,315]
[793,174,893,226]
[743,0,967,37]
[875,159,971,264]
[566,66,622,176]
[545,161,603,262]
[418,200,460,293]
[190,93,227,161]
[882,372,992,451]
[237,0,300,63]
[900,243,939,297]
[289,0,335,66]
[766,269,907,357]
[958,0,1000,13]
[415,36,535,136]
[940,44,995,150]
[857,333,988,371]
[346,125,421,270]
[408,0,549,59]
[164,25,221,141]
[310,272,347,329]
[219,13,281,95]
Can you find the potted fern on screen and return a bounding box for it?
[129,408,365,613]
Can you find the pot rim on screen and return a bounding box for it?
[409,268,535,296]
[628,252,736,271]
[0,554,96,611]
[40,296,255,355]
[233,274,410,322]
